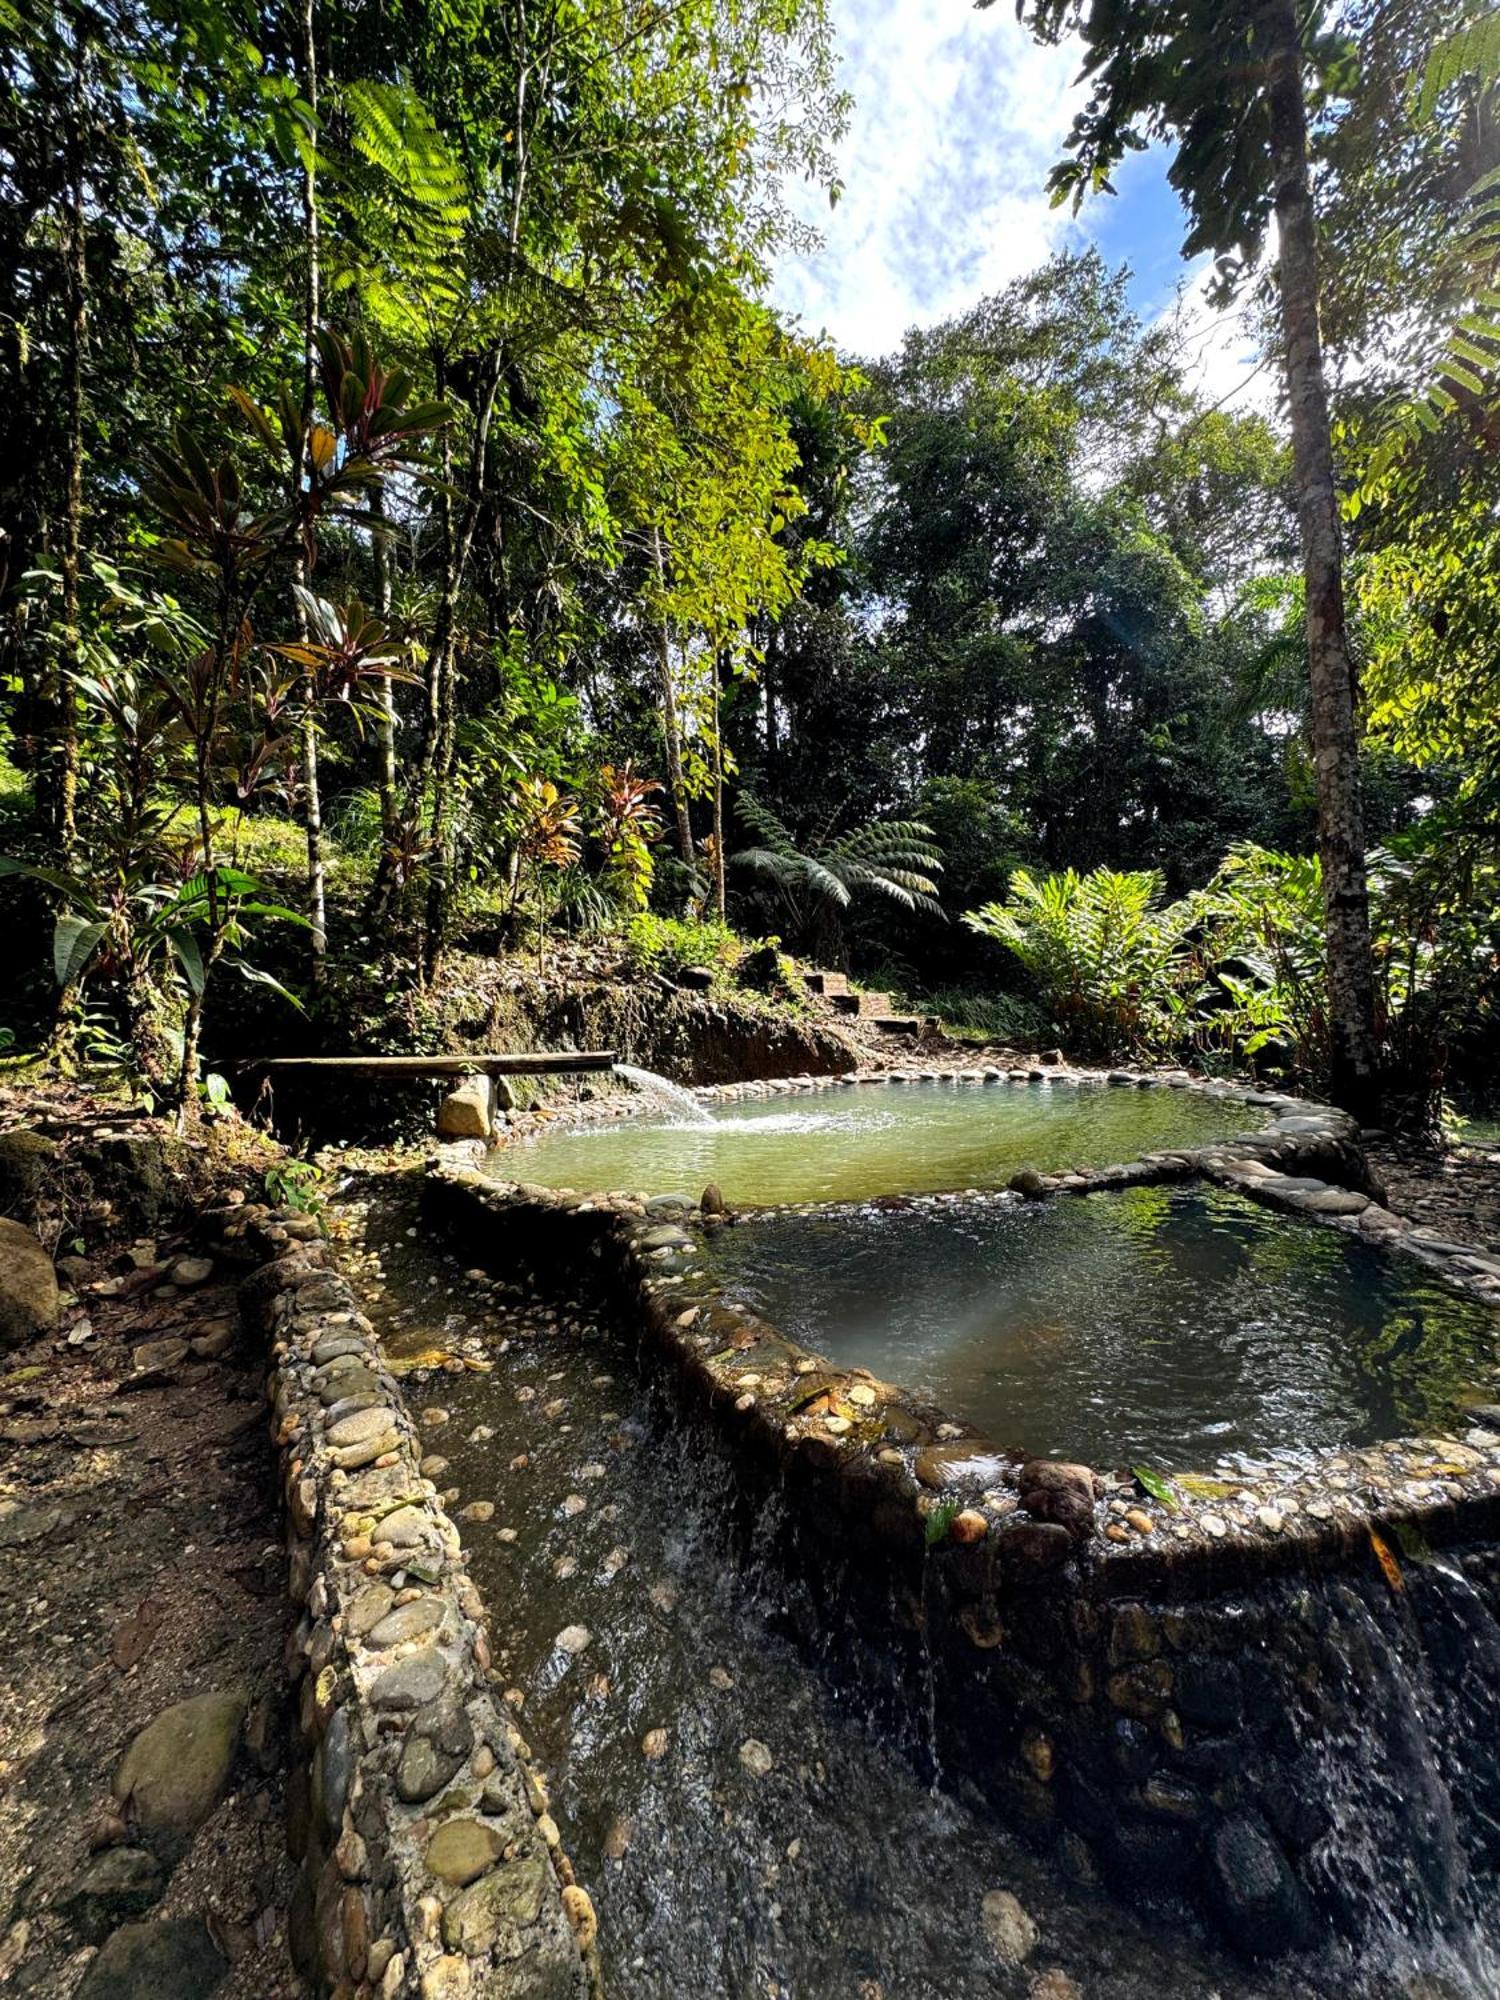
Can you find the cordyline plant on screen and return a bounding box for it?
[9,331,447,1114]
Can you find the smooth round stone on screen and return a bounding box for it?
[738,1738,774,1777]
[982,1889,1038,1967]
[427,1818,504,1886]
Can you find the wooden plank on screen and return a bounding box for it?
[242,1051,618,1078]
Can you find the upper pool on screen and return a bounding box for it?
[702,1186,1499,1471]
[497,1078,1261,1207]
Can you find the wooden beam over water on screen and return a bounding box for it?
[242,1051,618,1078]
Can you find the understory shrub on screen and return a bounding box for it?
[965,843,1500,1119]
[623,913,745,979]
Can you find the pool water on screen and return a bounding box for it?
[703,1185,1499,1472]
[499,1078,1260,1207]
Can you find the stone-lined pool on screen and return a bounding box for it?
[703,1184,1499,1472]
[499,1076,1260,1207]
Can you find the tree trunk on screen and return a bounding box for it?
[711,654,727,921]
[370,483,398,852]
[296,0,326,968]
[56,27,86,868]
[652,528,695,870]
[1263,0,1379,1119]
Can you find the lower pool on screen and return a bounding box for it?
[702,1185,1499,1472]
[498,1076,1260,1207]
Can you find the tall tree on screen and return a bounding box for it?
[1007,0,1382,1114]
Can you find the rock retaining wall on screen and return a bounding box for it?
[237,1232,603,2000]
[421,1091,1500,1958]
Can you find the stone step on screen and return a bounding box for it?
[804,969,849,997]
[829,990,893,1017]
[871,1016,923,1035]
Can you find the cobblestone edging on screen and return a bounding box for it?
[239,1237,603,2000]
[494,1058,1328,1167]
[421,1118,1500,1956]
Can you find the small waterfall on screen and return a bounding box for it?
[613,1061,715,1125]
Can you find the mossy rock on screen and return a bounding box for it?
[112,1689,247,1848]
[0,1217,59,1350]
[0,1129,58,1221]
[74,1133,190,1232]
[74,1917,226,2000]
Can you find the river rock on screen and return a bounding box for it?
[1019,1461,1097,1536]
[427,1819,504,1886]
[396,1699,474,1804]
[74,1917,226,2000]
[113,1689,247,1844]
[738,1738,774,1777]
[915,1445,1013,1493]
[1207,1812,1316,1955]
[62,1847,165,1940]
[367,1598,445,1648]
[441,1847,551,1955]
[0,1129,57,1218]
[370,1648,448,1712]
[982,1889,1038,1966]
[1009,1170,1048,1201]
[637,1224,693,1251]
[168,1254,214,1288]
[0,1218,59,1350]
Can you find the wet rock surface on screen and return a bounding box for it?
[341,1178,1357,2000]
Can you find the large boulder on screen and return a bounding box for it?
[0,1217,59,1349]
[0,1128,58,1220]
[112,1689,247,1846]
[437,1076,494,1140]
[73,1917,226,2000]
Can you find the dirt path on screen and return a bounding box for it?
[0,1225,303,1998]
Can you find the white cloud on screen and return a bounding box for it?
[770,0,1085,356]
[770,0,1280,429]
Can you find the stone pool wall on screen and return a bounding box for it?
[233,1228,604,2000]
[422,1087,1500,1957]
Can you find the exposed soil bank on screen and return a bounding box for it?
[0,1204,301,1998]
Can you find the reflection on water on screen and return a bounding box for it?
[498,1078,1259,1206]
[703,1186,1499,1471]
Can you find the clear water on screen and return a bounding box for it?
[348,1182,1320,2000]
[703,1185,1499,1472]
[498,1078,1261,1207]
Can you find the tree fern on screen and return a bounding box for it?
[729,795,944,934]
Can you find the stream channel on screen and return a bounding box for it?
[339,1175,1500,2000]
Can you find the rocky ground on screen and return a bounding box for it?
[1370,1135,1500,1256]
[0,1205,304,1998]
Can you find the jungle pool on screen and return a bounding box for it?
[499,1077,1261,1207]
[703,1185,1499,1471]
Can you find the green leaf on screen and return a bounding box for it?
[167,927,206,996]
[1130,1465,1180,1511]
[53,913,106,989]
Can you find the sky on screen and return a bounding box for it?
[770,0,1266,408]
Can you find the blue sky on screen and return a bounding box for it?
[770,0,1263,403]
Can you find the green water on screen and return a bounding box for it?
[497,1078,1262,1207]
[704,1185,1499,1471]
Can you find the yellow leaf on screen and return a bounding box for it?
[1369,1528,1404,1595]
